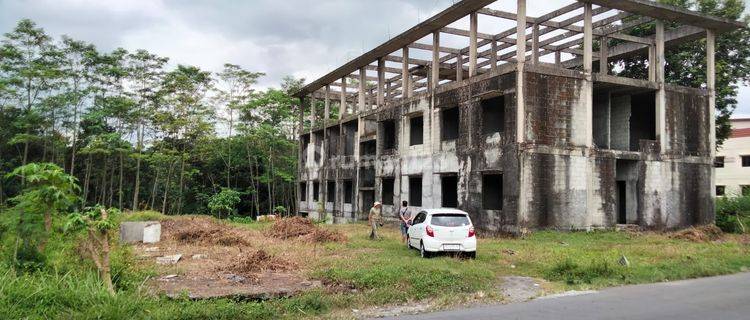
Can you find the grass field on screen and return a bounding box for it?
[2,213,749,319]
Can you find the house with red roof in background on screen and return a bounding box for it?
[715,118,750,196]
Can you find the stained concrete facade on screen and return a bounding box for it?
[295,0,743,231]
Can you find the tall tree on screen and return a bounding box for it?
[0,19,63,170]
[214,64,263,188]
[126,50,167,211]
[615,0,750,145]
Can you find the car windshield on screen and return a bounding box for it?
[430,214,470,227]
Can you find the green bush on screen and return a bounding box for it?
[208,188,242,218]
[228,215,255,224]
[715,195,750,233]
[121,210,166,222]
[545,258,625,285]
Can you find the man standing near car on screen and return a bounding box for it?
[368,202,382,240]
[399,200,412,244]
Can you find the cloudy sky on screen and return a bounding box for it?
[1,0,748,116]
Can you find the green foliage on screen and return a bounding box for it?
[227,215,255,224]
[6,163,80,210]
[121,210,167,222]
[65,205,119,233]
[715,195,750,233]
[1,18,300,218]
[4,163,80,269]
[615,0,750,145]
[208,188,242,218]
[545,258,626,285]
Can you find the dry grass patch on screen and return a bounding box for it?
[219,249,298,276]
[670,225,724,242]
[161,216,250,246]
[267,216,347,243]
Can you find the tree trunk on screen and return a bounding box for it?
[108,157,116,207]
[118,151,124,210]
[69,101,81,176]
[268,146,273,215]
[177,154,186,215]
[162,159,176,214]
[132,123,143,211]
[149,169,160,210]
[83,155,92,203]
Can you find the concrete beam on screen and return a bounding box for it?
[562,25,705,68]
[432,31,440,90]
[584,0,746,32]
[402,47,411,98]
[296,0,496,97]
[469,12,478,77]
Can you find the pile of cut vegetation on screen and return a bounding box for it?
[267,216,346,242]
[670,225,724,242]
[161,217,250,246]
[219,249,297,277]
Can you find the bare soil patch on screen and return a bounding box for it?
[138,216,320,299]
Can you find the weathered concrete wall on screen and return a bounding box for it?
[299,69,714,232]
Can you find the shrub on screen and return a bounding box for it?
[715,195,750,233]
[545,258,624,285]
[228,215,254,224]
[121,210,166,222]
[207,188,242,219]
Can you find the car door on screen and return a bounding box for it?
[408,211,427,246]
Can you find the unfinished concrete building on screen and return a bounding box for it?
[295,0,745,231]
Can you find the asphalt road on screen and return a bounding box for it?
[385,272,750,320]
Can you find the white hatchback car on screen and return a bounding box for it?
[407,208,476,259]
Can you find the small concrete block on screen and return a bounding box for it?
[191,254,208,260]
[143,222,161,243]
[120,221,160,243]
[156,254,182,265]
[120,222,147,243]
[144,247,160,252]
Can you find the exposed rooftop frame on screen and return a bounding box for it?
[296,0,743,101]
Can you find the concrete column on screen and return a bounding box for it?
[310,95,317,128]
[386,81,391,101]
[358,68,366,112]
[377,58,385,107]
[402,47,411,98]
[515,0,528,233]
[599,36,608,75]
[516,0,526,144]
[469,12,478,77]
[324,85,330,121]
[490,40,498,72]
[531,23,540,64]
[708,29,716,203]
[456,53,463,82]
[340,77,347,117]
[655,20,666,150]
[583,2,596,228]
[298,98,304,136]
[555,51,561,67]
[583,2,593,147]
[432,31,440,90]
[648,46,656,81]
